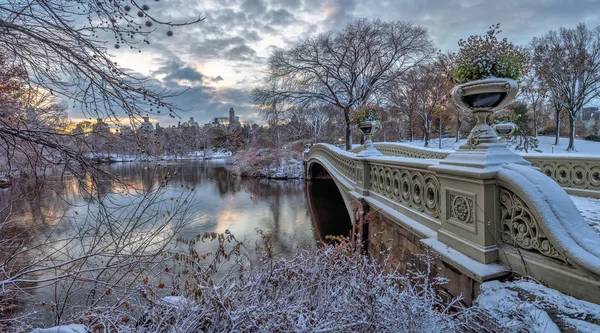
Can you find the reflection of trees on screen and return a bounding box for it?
[241,178,304,199]
[240,179,307,256]
[1,176,71,227]
[211,166,240,197]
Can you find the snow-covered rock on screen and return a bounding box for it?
[475,280,600,333]
[30,324,88,333]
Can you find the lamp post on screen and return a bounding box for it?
[552,144,555,154]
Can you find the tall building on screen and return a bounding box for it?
[211,107,239,127]
[582,107,599,121]
[138,116,154,135]
[92,118,110,133]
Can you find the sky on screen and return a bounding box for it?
[98,0,600,127]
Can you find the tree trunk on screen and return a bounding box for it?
[439,114,443,149]
[409,115,413,142]
[345,122,353,150]
[533,106,538,138]
[567,112,576,151]
[344,108,353,150]
[456,112,461,143]
[554,109,561,146]
[423,122,430,147]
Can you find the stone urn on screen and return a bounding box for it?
[451,78,518,149]
[356,120,383,157]
[493,122,517,137]
[442,77,529,168]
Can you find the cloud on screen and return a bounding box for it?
[66,0,600,127]
[267,9,296,26]
[188,36,260,61]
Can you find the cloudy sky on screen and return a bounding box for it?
[105,0,600,127]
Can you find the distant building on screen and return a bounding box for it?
[582,107,599,121]
[138,116,154,133]
[211,107,240,127]
[181,117,200,128]
[92,118,110,133]
[72,120,94,134]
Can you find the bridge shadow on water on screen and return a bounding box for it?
[305,164,351,241]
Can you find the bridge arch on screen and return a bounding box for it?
[305,159,356,234]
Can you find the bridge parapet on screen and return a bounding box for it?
[305,143,600,304]
[352,142,600,197]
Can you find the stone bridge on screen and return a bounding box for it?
[304,142,600,305]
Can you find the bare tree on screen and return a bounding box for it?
[520,71,548,138]
[253,19,434,150]
[410,56,454,147]
[385,77,417,141]
[0,2,204,328]
[303,105,330,143]
[532,23,600,151]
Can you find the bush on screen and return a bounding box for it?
[586,134,600,142]
[538,124,557,136]
[351,104,383,125]
[80,234,466,332]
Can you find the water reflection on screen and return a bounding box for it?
[1,161,352,326]
[2,161,351,259]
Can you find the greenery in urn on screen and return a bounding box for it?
[453,24,529,84]
[351,104,383,125]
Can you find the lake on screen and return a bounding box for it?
[0,160,351,326]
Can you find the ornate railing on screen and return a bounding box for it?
[352,142,600,195]
[368,161,441,219]
[525,155,600,192]
[306,144,357,183]
[351,142,452,159]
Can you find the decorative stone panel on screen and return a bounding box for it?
[369,164,441,219]
[445,188,476,233]
[499,187,566,262]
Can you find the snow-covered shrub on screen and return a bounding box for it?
[78,232,463,332]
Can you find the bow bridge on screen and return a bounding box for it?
[304,142,600,305]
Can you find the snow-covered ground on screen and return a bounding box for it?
[571,195,600,233]
[476,279,600,332]
[400,136,600,155]
[86,149,232,163]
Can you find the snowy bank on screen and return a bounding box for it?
[226,148,304,179]
[85,149,232,163]
[30,324,88,333]
[475,279,600,332]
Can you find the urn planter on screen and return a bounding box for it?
[451,78,518,149]
[356,120,383,157]
[440,77,529,168]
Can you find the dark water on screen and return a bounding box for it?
[1,161,351,324]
